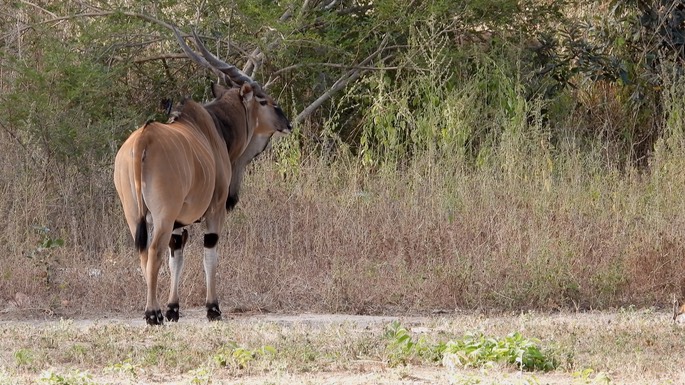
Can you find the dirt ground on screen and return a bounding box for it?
[0,307,448,384]
[2,305,684,384]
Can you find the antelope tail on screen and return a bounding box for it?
[135,218,148,252]
[133,131,149,252]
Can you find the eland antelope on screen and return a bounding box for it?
[114,28,291,325]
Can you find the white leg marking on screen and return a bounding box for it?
[168,228,185,305]
[203,246,219,304]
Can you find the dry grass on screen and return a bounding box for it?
[2,126,685,316]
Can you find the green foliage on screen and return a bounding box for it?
[39,369,94,385]
[383,322,556,372]
[25,227,65,288]
[31,226,66,253]
[573,368,613,384]
[212,342,276,369]
[187,366,213,385]
[14,348,34,368]
[105,358,142,378]
[1,24,135,167]
[383,321,445,367]
[383,320,417,366]
[443,332,558,372]
[1,0,678,169]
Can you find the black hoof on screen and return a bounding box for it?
[145,309,164,325]
[165,303,180,322]
[206,302,222,321]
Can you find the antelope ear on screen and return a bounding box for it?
[239,83,253,102]
[211,82,229,98]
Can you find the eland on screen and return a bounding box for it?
[114,28,291,325]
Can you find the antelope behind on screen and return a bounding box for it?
[114,28,291,325]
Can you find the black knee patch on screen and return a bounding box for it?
[169,234,183,251]
[169,229,188,251]
[204,233,219,248]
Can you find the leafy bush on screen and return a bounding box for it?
[442,332,558,372]
[383,321,446,367]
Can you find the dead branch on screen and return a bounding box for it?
[133,53,187,64]
[294,34,389,124]
[1,10,176,41]
[272,62,400,77]
[20,1,57,18]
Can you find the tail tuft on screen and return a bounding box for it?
[135,217,148,252]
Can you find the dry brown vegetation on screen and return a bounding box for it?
[3,127,685,317]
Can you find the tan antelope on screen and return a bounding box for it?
[674,295,685,324]
[114,28,291,325]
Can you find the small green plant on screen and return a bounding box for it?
[212,342,276,369]
[29,226,65,258]
[187,366,212,385]
[39,369,94,385]
[383,320,446,367]
[442,332,558,372]
[105,358,141,378]
[26,226,65,287]
[14,348,34,368]
[384,320,416,366]
[573,368,613,384]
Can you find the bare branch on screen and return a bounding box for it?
[20,1,57,18]
[133,53,188,64]
[1,11,176,41]
[294,68,363,124]
[298,0,312,21]
[294,34,389,124]
[272,62,400,77]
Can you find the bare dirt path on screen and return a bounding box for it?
[0,306,429,329]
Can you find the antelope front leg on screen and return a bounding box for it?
[166,228,188,322]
